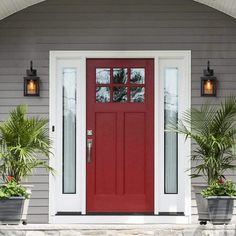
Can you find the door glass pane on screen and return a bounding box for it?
[113,68,128,84]
[96,87,110,103]
[113,87,128,102]
[131,68,145,84]
[96,68,110,84]
[63,68,76,194]
[131,87,145,103]
[164,68,178,194]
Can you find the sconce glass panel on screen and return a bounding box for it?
[201,77,216,97]
[24,77,40,96]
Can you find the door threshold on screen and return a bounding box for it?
[86,212,154,215]
[50,215,190,224]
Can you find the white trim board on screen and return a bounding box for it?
[49,51,191,224]
[50,215,190,224]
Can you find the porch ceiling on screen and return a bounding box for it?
[194,0,236,19]
[0,0,236,21]
[0,0,45,20]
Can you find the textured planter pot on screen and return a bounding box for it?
[22,185,33,225]
[207,196,235,225]
[193,184,210,224]
[0,197,25,225]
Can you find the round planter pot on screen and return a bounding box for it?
[0,197,25,225]
[207,196,236,225]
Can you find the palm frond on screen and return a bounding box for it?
[169,95,236,184]
[0,105,54,183]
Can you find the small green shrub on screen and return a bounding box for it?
[201,180,236,198]
[0,177,29,199]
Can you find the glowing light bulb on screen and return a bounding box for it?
[27,80,36,94]
[204,80,213,94]
[206,80,211,90]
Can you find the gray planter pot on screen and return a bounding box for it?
[0,197,25,225]
[207,196,235,225]
[193,184,210,224]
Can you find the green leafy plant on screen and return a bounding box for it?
[201,179,236,198]
[0,105,54,183]
[168,96,236,184]
[0,176,29,199]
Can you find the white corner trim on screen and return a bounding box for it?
[49,50,191,224]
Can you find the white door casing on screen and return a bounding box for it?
[49,51,191,224]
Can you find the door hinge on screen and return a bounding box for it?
[52,126,55,132]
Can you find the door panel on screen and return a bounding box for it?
[95,112,117,195]
[124,113,145,195]
[86,59,154,213]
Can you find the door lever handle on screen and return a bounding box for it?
[87,139,93,163]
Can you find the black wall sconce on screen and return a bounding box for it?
[24,61,40,96]
[201,61,217,97]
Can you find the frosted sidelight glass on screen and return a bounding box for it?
[63,68,76,194]
[164,68,178,194]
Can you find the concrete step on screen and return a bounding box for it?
[0,224,235,236]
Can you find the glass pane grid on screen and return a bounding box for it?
[95,67,146,103]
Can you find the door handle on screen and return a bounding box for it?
[87,139,93,163]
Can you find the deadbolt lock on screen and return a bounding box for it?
[87,130,93,136]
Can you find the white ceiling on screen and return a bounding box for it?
[194,0,236,19]
[0,0,45,20]
[0,0,236,21]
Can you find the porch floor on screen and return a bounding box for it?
[0,224,235,236]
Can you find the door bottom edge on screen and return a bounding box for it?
[86,212,154,215]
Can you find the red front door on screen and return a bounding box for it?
[86,59,154,213]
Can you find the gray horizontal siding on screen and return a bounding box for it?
[0,0,236,224]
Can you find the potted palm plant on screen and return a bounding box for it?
[0,105,54,224]
[169,96,236,224]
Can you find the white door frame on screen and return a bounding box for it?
[49,51,191,224]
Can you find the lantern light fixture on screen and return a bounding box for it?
[24,61,40,96]
[201,61,217,97]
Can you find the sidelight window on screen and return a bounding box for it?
[164,68,178,194]
[62,68,77,194]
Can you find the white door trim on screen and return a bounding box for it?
[49,51,191,224]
